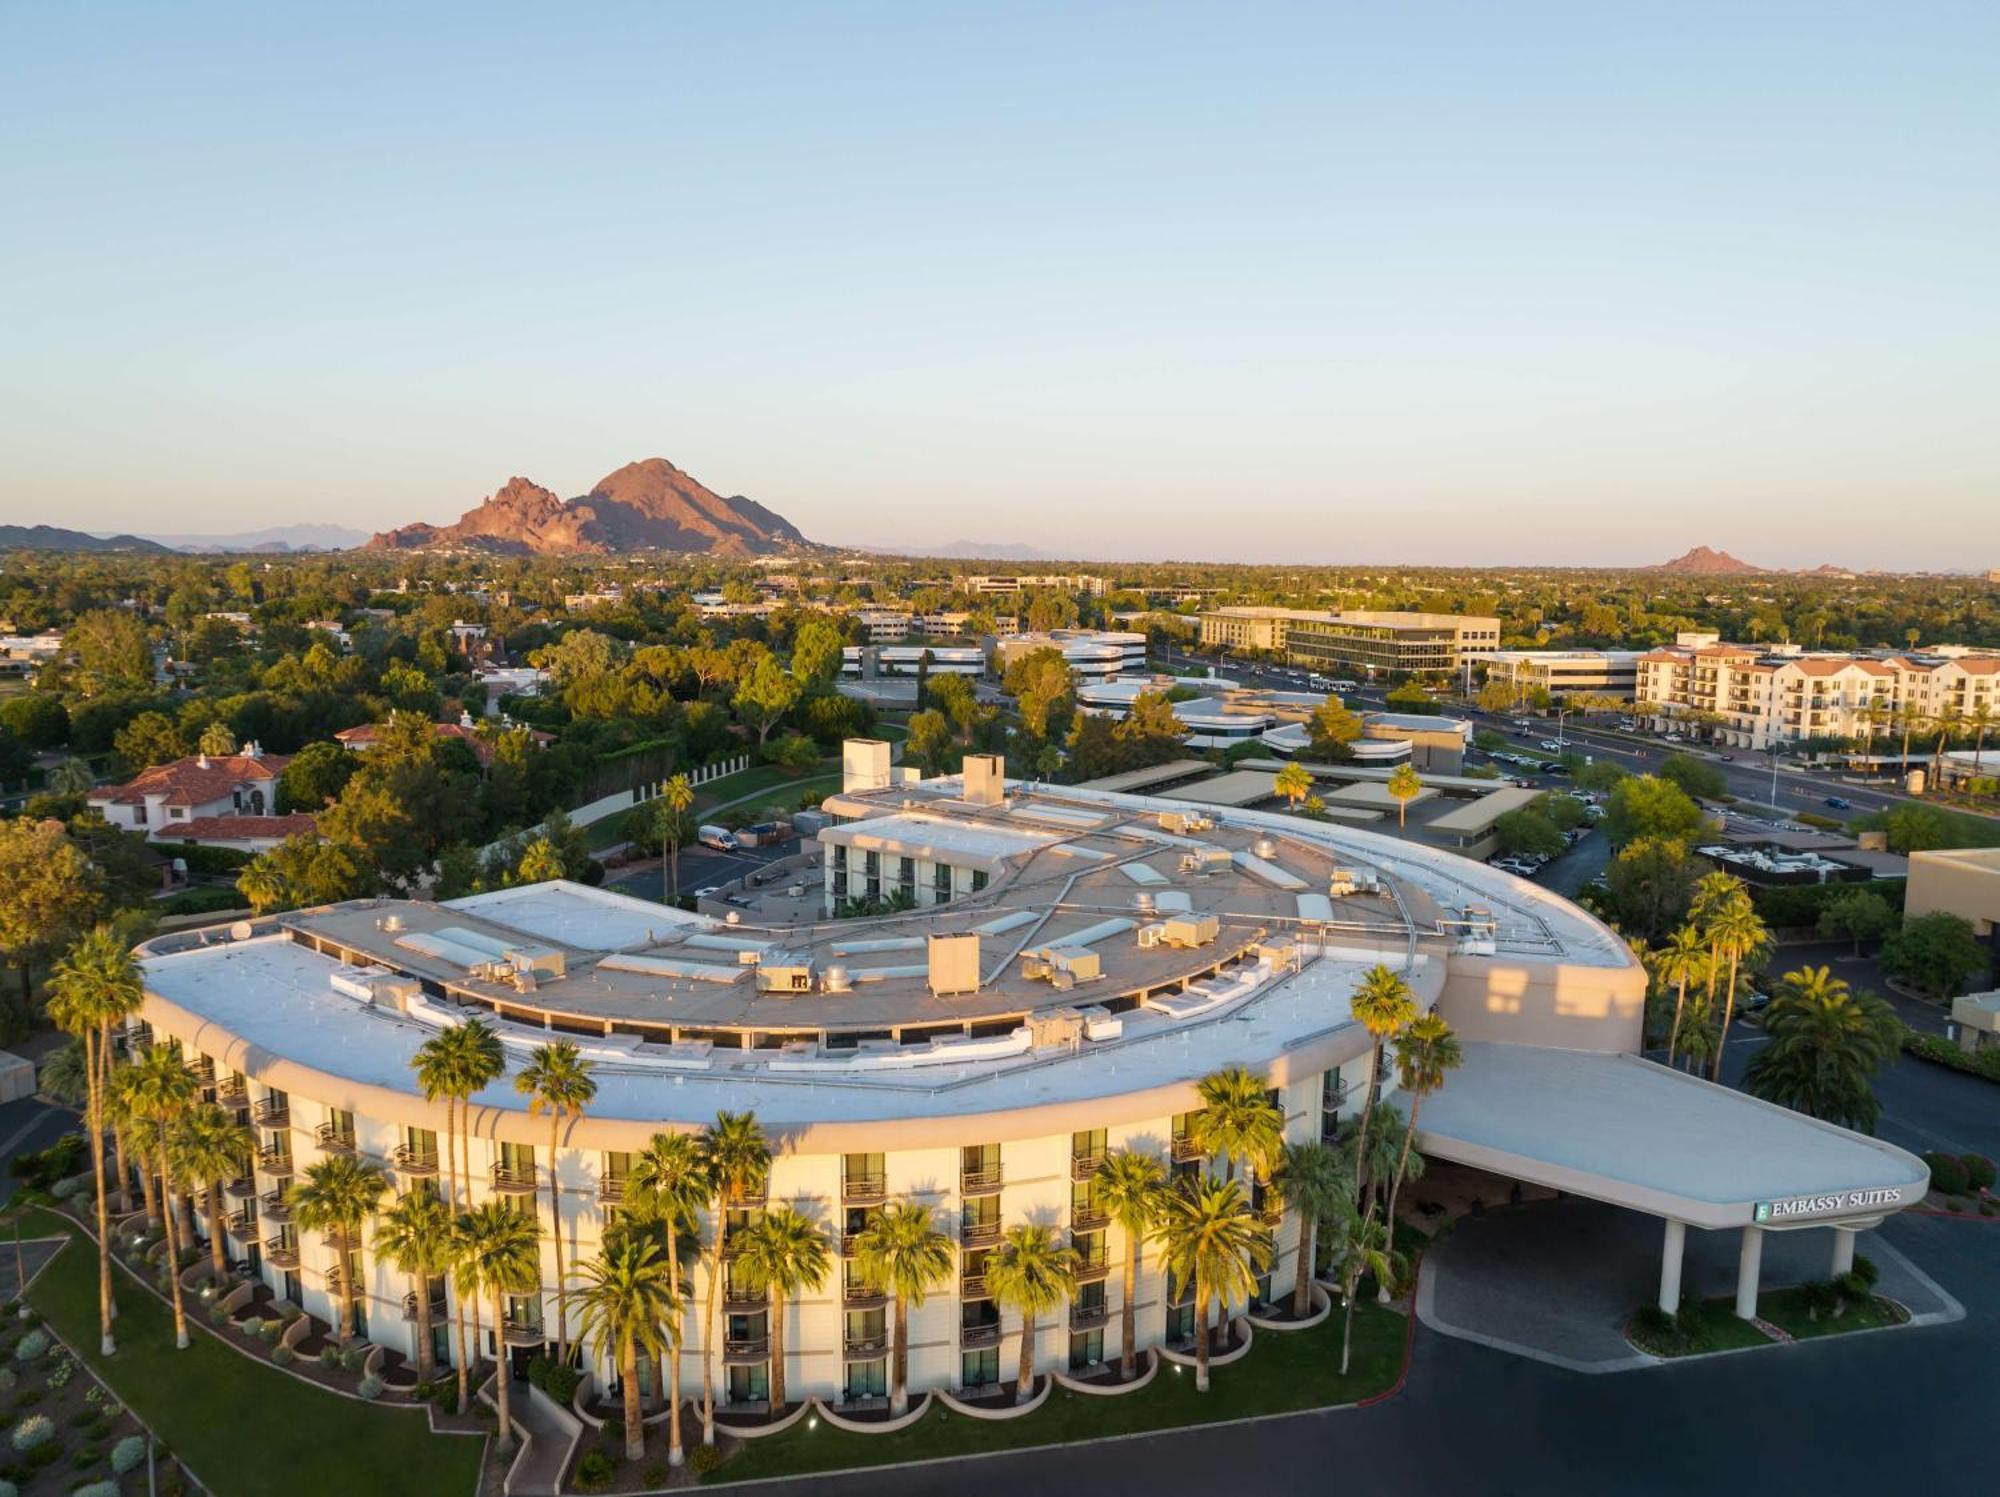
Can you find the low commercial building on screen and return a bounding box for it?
[1906,847,2000,990]
[841,645,985,677]
[126,745,1923,1416]
[1484,650,1642,702]
[994,630,1149,681]
[1198,607,1500,677]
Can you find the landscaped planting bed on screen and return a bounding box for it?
[0,1298,180,1496]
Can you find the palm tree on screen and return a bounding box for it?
[167,1102,254,1282]
[515,1041,597,1364]
[1274,761,1312,813]
[852,1202,953,1415]
[412,1019,504,1409]
[570,1236,678,1463]
[625,1131,710,1462]
[729,1206,830,1413]
[1326,1200,1395,1375]
[1191,1065,1284,1184]
[1743,967,1902,1131]
[1152,1177,1270,1392]
[288,1154,390,1348]
[1385,763,1422,831]
[46,926,145,1356]
[658,774,695,900]
[1705,899,1768,1083]
[455,1202,544,1445]
[1348,965,1417,1200]
[1932,704,1963,789]
[1094,1149,1165,1378]
[1969,703,1995,780]
[105,1063,155,1223]
[1273,1140,1349,1319]
[695,1112,770,1444]
[1384,1014,1461,1240]
[122,1046,198,1348]
[985,1224,1079,1403]
[376,1188,458,1383]
[1656,924,1709,1067]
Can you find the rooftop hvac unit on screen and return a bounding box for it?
[507,945,566,980]
[1021,944,1101,988]
[1157,914,1220,949]
[1178,847,1232,876]
[927,932,982,997]
[513,971,539,994]
[1158,810,1213,835]
[1133,891,1157,914]
[1136,922,1164,949]
[1027,1007,1086,1048]
[756,959,817,995]
[1328,867,1380,897]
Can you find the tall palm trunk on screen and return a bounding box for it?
[206,1180,228,1280]
[1193,1287,1211,1392]
[156,1141,190,1348]
[1119,1234,1139,1378]
[1666,973,1689,1067]
[546,1113,568,1364]
[1383,1099,1425,1282]
[667,1324,684,1467]
[1710,951,1743,1082]
[701,1212,723,1443]
[414,1283,436,1382]
[491,1288,512,1443]
[110,1118,130,1213]
[619,1335,643,1461]
[1015,1308,1035,1403]
[1340,1268,1359,1376]
[1350,1050,1378,1205]
[891,1295,910,1415]
[1291,1213,1317,1319]
[84,1030,116,1354]
[447,1096,470,1412]
[135,1145,159,1226]
[770,1286,788,1410]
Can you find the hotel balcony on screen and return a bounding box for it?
[1075,1258,1110,1285]
[215,1076,248,1106]
[843,1280,888,1309]
[1072,1206,1110,1232]
[187,1056,216,1085]
[960,1220,1000,1250]
[723,1285,768,1312]
[224,1208,256,1238]
[251,1098,290,1129]
[314,1123,356,1156]
[723,1337,769,1366]
[1070,1150,1105,1182]
[403,1291,449,1323]
[959,1322,1001,1350]
[841,1173,886,1205]
[393,1144,439,1177]
[264,1238,300,1270]
[499,1317,545,1348]
[842,1332,889,1360]
[1321,1078,1351,1112]
[490,1162,539,1195]
[960,1272,989,1300]
[960,1165,1003,1197]
[1170,1136,1203,1164]
[256,1146,294,1179]
[222,1175,258,1201]
[1070,1302,1109,1331]
[259,1190,291,1223]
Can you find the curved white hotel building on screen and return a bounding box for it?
[131,743,1925,1409]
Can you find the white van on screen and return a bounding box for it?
[697,824,739,852]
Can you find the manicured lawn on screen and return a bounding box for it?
[10,1207,485,1497]
[705,1303,1407,1485]
[694,762,839,816]
[1627,1299,1774,1357]
[1758,1288,1909,1341]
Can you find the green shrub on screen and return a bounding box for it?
[1833,1271,1870,1306]
[339,1347,366,1374]
[72,1482,120,1497]
[319,1346,341,1369]
[357,1374,384,1400]
[1962,1154,1996,1191]
[688,1442,724,1475]
[258,1319,282,1342]
[10,1333,46,1365]
[573,1449,616,1492]
[643,1462,670,1484]
[1851,1255,1880,1288]
[23,1444,59,1470]
[71,1444,98,1468]
[1923,1152,1970,1195]
[600,1415,623,1444]
[271,1345,295,1367]
[8,1415,50,1452]
[1901,1030,2000,1083]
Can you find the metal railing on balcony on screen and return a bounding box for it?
[393,1144,440,1176]
[223,1174,257,1200]
[1070,1151,1105,1182]
[1075,1258,1110,1284]
[841,1174,886,1205]
[252,1097,290,1129]
[960,1165,1003,1196]
[187,1056,216,1085]
[403,1291,449,1323]
[597,1175,628,1205]
[315,1122,356,1155]
[723,1337,770,1365]
[959,1322,1001,1349]
[1070,1302,1108,1330]
[259,1190,290,1222]
[225,1209,255,1237]
[1072,1206,1110,1232]
[722,1285,768,1311]
[960,1272,989,1300]
[843,1280,887,1308]
[961,1220,1000,1249]
[500,1318,545,1347]
[490,1162,539,1194]
[264,1238,300,1269]
[1169,1135,1203,1163]
[1321,1079,1351,1112]
[842,1333,889,1359]
[256,1146,294,1178]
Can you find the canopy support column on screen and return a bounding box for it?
[1734,1225,1764,1320]
[1657,1218,1685,1313]
[1831,1226,1857,1278]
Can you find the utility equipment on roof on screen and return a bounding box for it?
[1156,913,1220,949]
[1021,945,1101,989]
[755,954,817,994]
[1158,810,1213,835]
[1178,846,1232,876]
[1328,867,1381,897]
[927,932,983,997]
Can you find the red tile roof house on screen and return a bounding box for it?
[334,713,552,768]
[151,812,318,854]
[87,746,295,843]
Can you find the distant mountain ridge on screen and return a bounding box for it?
[143,523,371,553]
[0,524,172,554]
[1650,545,1765,575]
[366,458,810,557]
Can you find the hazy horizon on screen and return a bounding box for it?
[5,3,1996,570]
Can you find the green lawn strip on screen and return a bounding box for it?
[704,1303,1406,1486]
[10,1207,485,1497]
[1627,1298,1775,1357]
[693,763,839,816]
[1757,1288,1908,1341]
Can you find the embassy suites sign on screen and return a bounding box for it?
[1753,1186,1908,1225]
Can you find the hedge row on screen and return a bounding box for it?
[1901,1030,2000,1084]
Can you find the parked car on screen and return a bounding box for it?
[697,823,740,851]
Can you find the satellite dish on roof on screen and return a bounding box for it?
[228,921,254,941]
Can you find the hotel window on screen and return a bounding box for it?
[728,1364,770,1404]
[970,868,988,892]
[933,862,952,900]
[960,1349,999,1388]
[1069,1328,1104,1370]
[844,1358,887,1400]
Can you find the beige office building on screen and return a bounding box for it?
[1199,608,1500,677]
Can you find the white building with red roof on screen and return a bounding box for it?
[88,745,292,837]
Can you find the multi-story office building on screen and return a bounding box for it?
[963,574,1109,598]
[1635,636,2000,751]
[1483,650,1643,702]
[1199,608,1499,677]
[993,630,1149,681]
[129,746,1921,1420]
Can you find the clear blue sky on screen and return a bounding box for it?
[3,2,1996,567]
